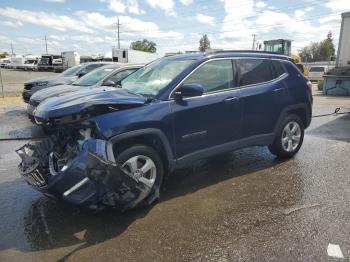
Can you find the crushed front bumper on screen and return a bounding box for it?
[17,138,152,211]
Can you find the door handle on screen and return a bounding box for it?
[224,97,239,103]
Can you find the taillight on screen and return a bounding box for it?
[307,81,313,94]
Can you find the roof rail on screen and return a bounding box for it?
[206,50,286,56]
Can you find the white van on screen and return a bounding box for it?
[308,66,330,82]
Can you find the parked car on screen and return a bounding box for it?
[17,51,313,212]
[0,59,11,68]
[308,66,330,82]
[22,62,113,103]
[21,59,39,71]
[27,63,143,119]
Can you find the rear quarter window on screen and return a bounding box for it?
[238,59,274,86]
[309,67,325,72]
[272,60,286,78]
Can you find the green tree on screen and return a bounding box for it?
[319,32,336,61]
[199,34,211,52]
[298,32,336,62]
[130,39,157,53]
[0,52,9,59]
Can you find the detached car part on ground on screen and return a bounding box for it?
[17,52,312,212]
[27,64,143,120]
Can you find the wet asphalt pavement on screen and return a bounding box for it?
[1,95,350,261]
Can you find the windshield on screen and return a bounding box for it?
[72,67,115,86]
[309,67,325,72]
[61,64,84,77]
[121,58,194,97]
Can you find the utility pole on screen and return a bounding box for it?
[10,41,14,56]
[117,17,121,49]
[0,67,4,98]
[252,34,256,50]
[44,35,48,54]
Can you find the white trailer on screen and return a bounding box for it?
[336,12,350,67]
[62,51,80,69]
[112,48,158,64]
[10,56,25,69]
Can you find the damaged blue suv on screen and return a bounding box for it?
[17,51,313,211]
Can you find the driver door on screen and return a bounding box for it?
[170,59,242,159]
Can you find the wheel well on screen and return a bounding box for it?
[112,134,170,174]
[286,108,308,127]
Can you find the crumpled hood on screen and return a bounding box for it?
[30,84,85,105]
[34,87,147,122]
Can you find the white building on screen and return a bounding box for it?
[336,12,350,67]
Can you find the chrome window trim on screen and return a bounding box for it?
[168,57,288,100]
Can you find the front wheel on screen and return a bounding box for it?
[268,115,304,159]
[114,145,164,209]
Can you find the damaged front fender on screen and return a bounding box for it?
[17,137,158,211]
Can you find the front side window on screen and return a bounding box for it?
[238,59,274,86]
[182,60,234,93]
[121,58,194,97]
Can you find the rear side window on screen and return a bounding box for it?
[238,59,274,86]
[309,67,325,72]
[107,69,138,84]
[183,60,235,93]
[272,60,285,78]
[85,64,103,73]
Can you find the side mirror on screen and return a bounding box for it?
[103,80,116,87]
[174,84,204,99]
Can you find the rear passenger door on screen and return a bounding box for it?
[237,58,289,137]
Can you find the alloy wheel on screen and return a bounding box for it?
[281,121,302,152]
[122,155,157,189]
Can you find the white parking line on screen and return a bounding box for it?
[327,243,344,259]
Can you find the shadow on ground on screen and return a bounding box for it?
[308,114,350,142]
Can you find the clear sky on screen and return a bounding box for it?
[0,0,349,56]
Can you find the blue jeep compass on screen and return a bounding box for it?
[17,51,313,211]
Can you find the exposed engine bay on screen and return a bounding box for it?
[16,125,158,212]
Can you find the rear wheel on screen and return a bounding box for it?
[115,145,164,209]
[268,115,304,159]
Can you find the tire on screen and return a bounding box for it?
[114,144,164,208]
[268,114,304,159]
